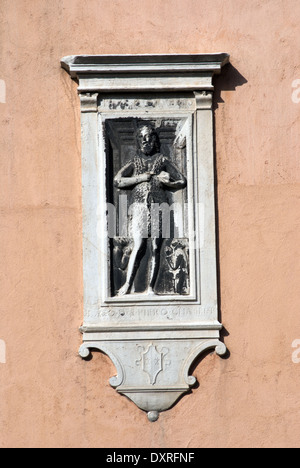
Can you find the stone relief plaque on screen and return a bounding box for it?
[108,118,188,298]
[61,54,230,421]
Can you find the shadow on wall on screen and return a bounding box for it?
[213,63,248,109]
[212,63,247,358]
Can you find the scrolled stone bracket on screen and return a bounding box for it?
[79,342,124,388]
[79,337,227,422]
[183,339,227,387]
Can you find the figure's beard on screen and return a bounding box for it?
[141,143,155,155]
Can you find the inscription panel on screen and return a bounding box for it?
[98,94,196,113]
[84,304,218,324]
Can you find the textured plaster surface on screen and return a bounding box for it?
[0,0,300,448]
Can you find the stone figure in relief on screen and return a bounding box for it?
[114,124,187,296]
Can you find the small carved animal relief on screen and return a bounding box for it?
[165,240,190,295]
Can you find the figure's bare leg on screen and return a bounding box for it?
[148,238,163,295]
[118,237,145,296]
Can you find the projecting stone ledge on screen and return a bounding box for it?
[61,53,230,92]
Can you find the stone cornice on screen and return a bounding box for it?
[61,53,230,92]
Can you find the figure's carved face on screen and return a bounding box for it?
[137,126,157,156]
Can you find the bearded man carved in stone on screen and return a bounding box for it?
[114,124,186,296]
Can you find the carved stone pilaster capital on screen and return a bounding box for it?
[79,92,98,113]
[194,91,213,110]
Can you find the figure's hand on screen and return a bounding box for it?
[157,171,170,185]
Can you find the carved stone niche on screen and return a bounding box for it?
[61,54,230,422]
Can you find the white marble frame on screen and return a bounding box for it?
[80,93,221,325]
[61,54,230,421]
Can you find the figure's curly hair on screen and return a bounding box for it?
[136,123,161,153]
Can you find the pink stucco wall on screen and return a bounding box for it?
[0,0,299,448]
